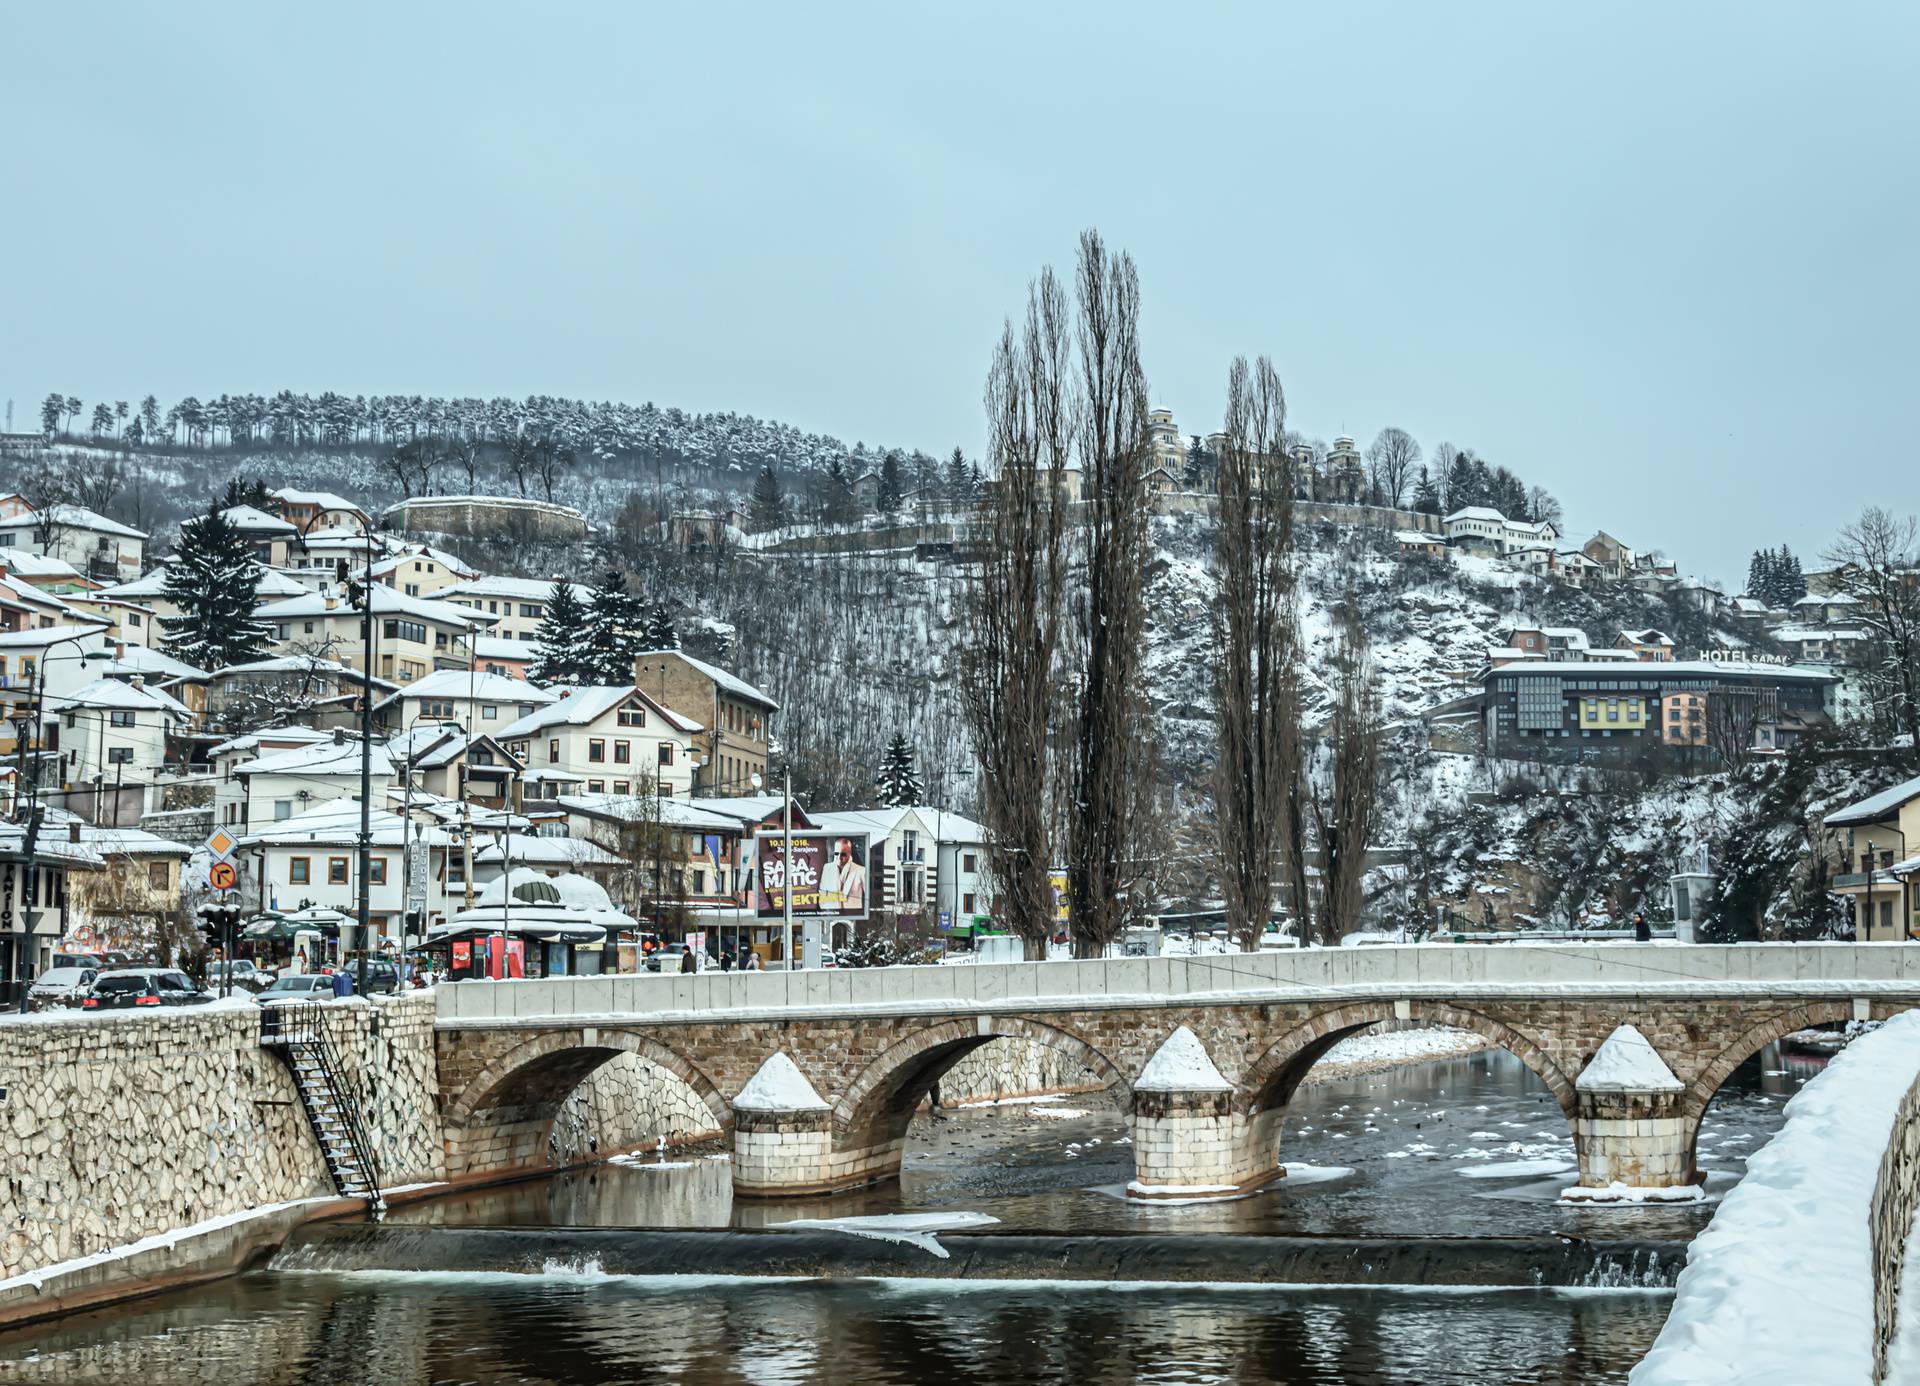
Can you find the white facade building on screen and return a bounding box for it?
[499,686,701,798]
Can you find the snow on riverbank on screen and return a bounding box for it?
[1301,1026,1489,1086]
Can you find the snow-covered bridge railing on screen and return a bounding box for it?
[1630,1011,1920,1385]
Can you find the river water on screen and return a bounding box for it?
[0,1042,1821,1385]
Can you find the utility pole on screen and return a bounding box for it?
[354,524,374,996]
[783,761,794,970]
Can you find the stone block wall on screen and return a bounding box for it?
[938,1035,1114,1106]
[549,1052,723,1165]
[1873,1068,1920,1378]
[0,997,443,1283]
[731,1108,834,1194]
[1574,1091,1693,1188]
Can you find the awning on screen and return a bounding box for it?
[427,914,608,946]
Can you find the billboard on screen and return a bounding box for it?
[755,832,870,920]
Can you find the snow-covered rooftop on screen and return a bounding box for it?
[220,504,298,535]
[49,676,192,720]
[635,648,778,711]
[236,735,393,779]
[1825,774,1920,828]
[497,685,700,739]
[376,667,556,711]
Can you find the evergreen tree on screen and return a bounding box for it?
[1746,549,1771,601]
[877,451,905,512]
[530,580,592,685]
[944,446,969,498]
[578,568,646,683]
[138,395,161,440]
[1412,466,1441,515]
[1185,434,1210,489]
[1444,453,1478,511]
[641,595,679,650]
[967,462,983,496]
[749,465,787,533]
[877,733,922,808]
[161,503,273,670]
[38,393,61,436]
[1778,545,1807,604]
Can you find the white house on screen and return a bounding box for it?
[1443,507,1560,558]
[268,487,372,535]
[0,500,147,583]
[227,729,393,831]
[238,797,457,953]
[255,585,492,683]
[220,505,300,567]
[498,686,702,798]
[376,667,556,736]
[367,545,476,598]
[94,561,306,628]
[808,805,992,936]
[48,675,193,824]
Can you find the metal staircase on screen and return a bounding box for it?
[261,1002,385,1213]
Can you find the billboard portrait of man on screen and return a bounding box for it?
[819,837,867,912]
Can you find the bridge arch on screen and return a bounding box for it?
[1680,1000,1856,1126]
[830,1016,1124,1164]
[441,1029,729,1179]
[1239,1001,1579,1122]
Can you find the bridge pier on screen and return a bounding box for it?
[1128,1026,1281,1198]
[1565,1024,1697,1199]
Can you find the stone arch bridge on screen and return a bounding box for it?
[431,945,1920,1198]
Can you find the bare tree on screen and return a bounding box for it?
[1525,485,1564,529]
[1065,230,1155,958]
[1365,427,1420,510]
[1706,687,1771,774]
[1212,355,1303,951]
[1827,507,1920,763]
[1309,608,1382,943]
[959,267,1071,959]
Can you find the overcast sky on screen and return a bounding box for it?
[4,3,1915,586]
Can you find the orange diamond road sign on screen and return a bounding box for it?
[209,862,237,891]
[206,827,238,862]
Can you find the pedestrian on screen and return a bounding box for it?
[679,946,698,975]
[746,950,763,972]
[720,949,735,972]
[330,967,355,999]
[295,945,308,975]
[1633,911,1651,943]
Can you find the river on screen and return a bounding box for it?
[0,1042,1821,1385]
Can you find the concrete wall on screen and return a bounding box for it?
[0,996,444,1284]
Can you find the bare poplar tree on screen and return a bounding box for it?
[1066,230,1154,957]
[1311,607,1382,943]
[1826,507,1920,763]
[959,269,1071,959]
[1364,427,1420,509]
[1212,355,1303,950]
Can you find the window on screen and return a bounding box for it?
[482,705,497,720]
[691,869,706,894]
[290,857,311,884]
[369,858,387,885]
[658,743,674,766]
[447,856,466,884]
[619,706,646,727]
[963,852,977,873]
[382,619,427,644]
[614,740,631,764]
[587,780,604,794]
[328,856,350,885]
[109,709,134,728]
[589,739,606,762]
[963,892,977,914]
[548,738,559,764]
[303,620,316,634]
[147,861,168,889]
[520,604,540,618]
[614,780,630,795]
[108,747,133,765]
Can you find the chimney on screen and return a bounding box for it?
[333,727,347,745]
[129,674,144,690]
[114,641,125,660]
[68,821,80,844]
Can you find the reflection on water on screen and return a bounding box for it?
[393,1045,1812,1242]
[0,1270,1672,1386]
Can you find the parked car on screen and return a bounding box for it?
[207,959,275,993]
[646,943,690,973]
[51,951,105,972]
[82,969,213,1010]
[332,959,401,995]
[27,966,98,1011]
[255,974,334,1004]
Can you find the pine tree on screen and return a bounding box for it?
[138,395,161,440]
[161,503,273,670]
[39,393,61,436]
[531,580,592,685]
[578,567,646,683]
[877,451,904,512]
[641,596,679,650]
[1412,466,1441,515]
[1444,453,1478,511]
[877,733,922,808]
[1746,549,1769,601]
[944,446,969,499]
[1777,545,1806,604]
[749,465,786,533]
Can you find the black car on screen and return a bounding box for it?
[83,968,214,1010]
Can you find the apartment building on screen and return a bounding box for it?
[632,650,777,795]
[375,667,555,735]
[499,685,701,798]
[255,586,488,683]
[434,575,591,642]
[1820,775,1920,941]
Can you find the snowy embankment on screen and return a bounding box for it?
[1631,1011,1920,1385]
[1299,1026,1488,1086]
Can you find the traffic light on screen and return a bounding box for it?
[196,899,244,958]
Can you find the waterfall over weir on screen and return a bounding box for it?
[270,1223,1685,1288]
